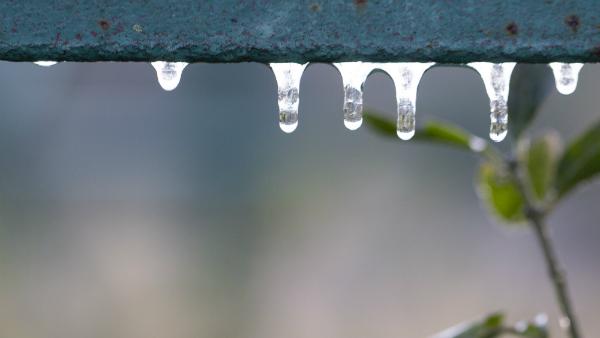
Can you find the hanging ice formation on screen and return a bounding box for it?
[151,61,188,91]
[34,61,58,67]
[373,63,435,140]
[31,58,589,141]
[269,63,309,133]
[333,62,373,130]
[468,62,516,142]
[275,62,433,138]
[549,63,584,95]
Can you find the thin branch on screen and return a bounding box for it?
[508,159,582,338]
[529,213,582,338]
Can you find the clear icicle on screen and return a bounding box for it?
[374,63,434,140]
[34,61,58,67]
[549,63,583,95]
[151,61,188,91]
[270,63,308,133]
[333,62,373,130]
[468,62,516,142]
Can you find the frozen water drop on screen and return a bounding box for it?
[270,63,308,133]
[534,313,548,327]
[489,127,508,143]
[469,136,487,152]
[374,62,434,140]
[34,61,57,67]
[344,118,363,130]
[279,121,298,134]
[397,128,415,141]
[396,97,416,140]
[515,321,528,333]
[333,62,373,131]
[549,63,583,95]
[468,62,516,142]
[151,61,188,91]
[559,316,571,330]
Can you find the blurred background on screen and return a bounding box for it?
[0,61,598,338]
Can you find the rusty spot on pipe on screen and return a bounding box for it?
[506,22,518,35]
[354,0,367,11]
[98,20,110,31]
[565,15,580,32]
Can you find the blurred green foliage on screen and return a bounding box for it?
[365,64,599,338]
[431,313,547,338]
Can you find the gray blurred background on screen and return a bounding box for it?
[0,61,598,338]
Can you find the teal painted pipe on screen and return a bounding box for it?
[0,0,599,63]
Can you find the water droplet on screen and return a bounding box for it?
[333,62,373,131]
[534,313,548,327]
[468,62,516,142]
[151,61,188,91]
[373,63,434,140]
[549,63,583,95]
[34,61,57,67]
[279,121,298,134]
[514,320,528,333]
[344,119,362,131]
[559,316,571,330]
[469,136,487,152]
[270,63,308,133]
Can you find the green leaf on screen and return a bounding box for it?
[432,313,504,338]
[556,121,600,198]
[477,162,526,224]
[518,131,562,202]
[363,111,396,137]
[364,112,487,153]
[414,121,483,152]
[518,323,548,338]
[508,65,554,140]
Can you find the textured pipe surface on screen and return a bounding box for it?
[1,0,599,63]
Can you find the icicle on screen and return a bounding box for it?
[549,63,583,95]
[151,61,188,91]
[468,62,516,142]
[374,63,434,140]
[333,62,373,130]
[34,61,57,67]
[270,63,308,133]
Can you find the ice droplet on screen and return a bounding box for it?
[534,313,548,327]
[34,61,58,67]
[469,136,487,152]
[151,61,188,91]
[333,62,373,130]
[468,62,516,142]
[559,316,571,330]
[549,63,583,95]
[515,320,528,333]
[373,63,434,140]
[270,63,308,133]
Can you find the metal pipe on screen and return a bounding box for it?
[1,1,599,63]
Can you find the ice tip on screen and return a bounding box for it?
[157,77,181,91]
[151,61,188,91]
[549,63,583,96]
[397,129,415,141]
[34,61,58,67]
[344,118,363,131]
[468,136,487,152]
[490,130,508,143]
[279,121,298,134]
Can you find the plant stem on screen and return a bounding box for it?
[509,159,582,338]
[528,211,581,338]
